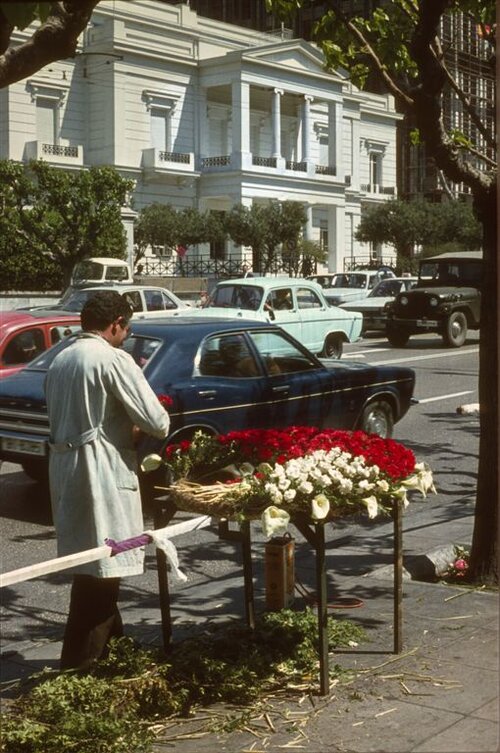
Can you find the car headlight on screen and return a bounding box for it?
[429,296,439,307]
[400,296,408,306]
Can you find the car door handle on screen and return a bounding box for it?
[198,389,217,398]
[272,385,290,394]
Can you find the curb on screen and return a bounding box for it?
[367,542,468,582]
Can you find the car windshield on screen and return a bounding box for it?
[209,284,264,311]
[331,274,367,289]
[25,333,161,371]
[369,279,402,297]
[72,261,104,283]
[58,289,95,311]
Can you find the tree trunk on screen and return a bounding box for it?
[469,184,498,585]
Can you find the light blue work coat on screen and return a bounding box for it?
[44,333,170,577]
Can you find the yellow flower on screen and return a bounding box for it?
[261,505,290,538]
[140,453,163,472]
[311,494,330,520]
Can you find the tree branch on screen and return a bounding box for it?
[0,1,100,89]
[328,1,414,109]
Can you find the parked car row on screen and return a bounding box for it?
[0,317,416,489]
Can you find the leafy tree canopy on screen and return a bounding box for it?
[0,159,133,290]
[355,198,482,263]
[225,201,307,272]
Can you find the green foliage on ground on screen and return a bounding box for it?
[1,609,365,753]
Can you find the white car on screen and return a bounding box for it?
[340,277,418,332]
[180,277,362,358]
[24,285,191,318]
[309,269,396,306]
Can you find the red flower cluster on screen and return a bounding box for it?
[167,426,416,481]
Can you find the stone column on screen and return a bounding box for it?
[272,88,283,158]
[327,204,345,272]
[302,95,313,163]
[304,203,313,240]
[232,79,251,169]
[328,101,343,177]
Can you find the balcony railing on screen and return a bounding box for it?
[315,164,336,175]
[201,155,231,168]
[252,156,277,168]
[42,143,79,158]
[142,147,194,171]
[158,150,191,164]
[286,160,307,172]
[24,140,83,164]
[361,184,396,195]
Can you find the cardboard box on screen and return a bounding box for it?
[265,536,295,610]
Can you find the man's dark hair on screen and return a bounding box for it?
[81,290,133,331]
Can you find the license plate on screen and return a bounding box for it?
[1,437,46,456]
[416,319,438,327]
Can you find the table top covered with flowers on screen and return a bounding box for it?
[142,427,435,537]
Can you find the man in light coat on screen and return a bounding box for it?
[45,290,170,670]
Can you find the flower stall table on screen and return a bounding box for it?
[144,426,434,696]
[152,490,257,651]
[152,488,404,697]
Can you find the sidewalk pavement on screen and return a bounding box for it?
[1,500,498,753]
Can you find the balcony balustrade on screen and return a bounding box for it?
[142,147,194,172]
[201,155,231,168]
[361,184,396,195]
[252,155,277,168]
[24,140,83,165]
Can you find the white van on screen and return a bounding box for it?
[71,257,133,286]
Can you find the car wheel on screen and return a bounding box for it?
[386,326,409,347]
[442,311,467,347]
[359,400,394,438]
[21,459,49,484]
[322,334,343,359]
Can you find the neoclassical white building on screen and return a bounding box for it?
[0,1,401,273]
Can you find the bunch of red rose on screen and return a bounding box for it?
[165,426,416,482]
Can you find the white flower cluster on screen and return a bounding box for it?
[257,450,435,539]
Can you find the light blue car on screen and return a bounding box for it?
[183,277,362,358]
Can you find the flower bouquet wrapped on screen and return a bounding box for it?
[142,427,436,537]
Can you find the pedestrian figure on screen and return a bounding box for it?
[240,262,253,278]
[44,290,170,670]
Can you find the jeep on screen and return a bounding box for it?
[385,251,482,347]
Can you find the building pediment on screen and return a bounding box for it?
[203,39,347,85]
[242,40,347,82]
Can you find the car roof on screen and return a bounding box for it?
[129,316,276,337]
[0,310,79,337]
[422,251,482,261]
[216,277,323,290]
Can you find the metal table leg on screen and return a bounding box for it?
[153,498,178,652]
[393,498,403,653]
[292,516,329,696]
[218,519,255,629]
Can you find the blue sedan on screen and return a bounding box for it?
[0,317,415,485]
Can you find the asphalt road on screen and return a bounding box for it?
[0,331,480,646]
